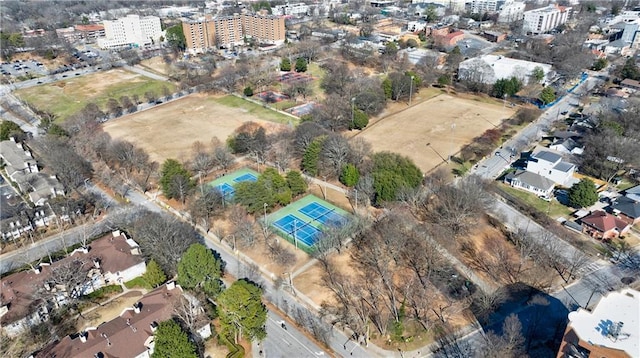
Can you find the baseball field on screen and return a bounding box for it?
[15,69,176,121]
[356,93,515,173]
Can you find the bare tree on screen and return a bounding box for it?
[173,295,210,336]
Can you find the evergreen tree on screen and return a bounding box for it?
[568,178,598,208]
[286,170,307,196]
[340,164,360,187]
[217,280,267,344]
[143,259,167,288]
[177,243,224,297]
[280,57,291,71]
[539,87,556,105]
[301,136,326,176]
[152,320,197,358]
[295,57,308,72]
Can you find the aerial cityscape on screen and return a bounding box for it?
[1,0,640,357]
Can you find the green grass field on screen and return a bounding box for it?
[500,184,573,218]
[15,69,176,121]
[214,95,297,124]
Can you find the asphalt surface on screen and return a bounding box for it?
[255,310,327,358]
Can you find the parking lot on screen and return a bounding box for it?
[1,60,48,77]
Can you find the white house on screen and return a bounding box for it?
[98,14,163,49]
[526,150,576,187]
[458,54,554,85]
[549,138,584,155]
[523,4,572,35]
[504,169,555,196]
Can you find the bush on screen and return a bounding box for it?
[84,285,123,301]
[349,109,369,130]
[243,86,254,97]
[340,164,360,187]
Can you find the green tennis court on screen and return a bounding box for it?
[207,168,260,199]
[267,195,350,253]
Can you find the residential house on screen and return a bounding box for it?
[36,282,212,358]
[611,196,640,225]
[1,207,58,241]
[621,78,640,91]
[0,138,65,206]
[504,169,555,197]
[580,210,630,240]
[557,288,639,358]
[623,185,640,203]
[526,150,576,187]
[0,231,146,337]
[549,138,584,155]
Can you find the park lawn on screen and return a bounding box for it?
[500,184,573,218]
[214,95,297,124]
[15,69,176,121]
[306,62,326,100]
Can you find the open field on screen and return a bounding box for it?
[215,95,295,124]
[356,93,515,173]
[103,94,288,162]
[15,69,175,121]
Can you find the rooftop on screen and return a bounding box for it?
[567,288,639,357]
[0,231,143,326]
[533,150,562,164]
[37,283,182,358]
[612,196,640,219]
[580,210,629,233]
[506,169,555,191]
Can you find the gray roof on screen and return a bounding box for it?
[613,196,640,219]
[552,131,583,139]
[553,161,575,173]
[506,170,555,191]
[532,150,562,164]
[625,185,640,195]
[0,140,35,169]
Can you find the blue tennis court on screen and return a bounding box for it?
[216,183,235,197]
[273,214,320,247]
[299,202,346,226]
[234,173,258,183]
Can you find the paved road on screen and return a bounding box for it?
[254,310,327,358]
[473,74,603,180]
[123,65,169,81]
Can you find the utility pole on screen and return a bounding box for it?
[409,75,414,106]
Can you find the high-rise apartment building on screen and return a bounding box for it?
[182,13,285,53]
[97,14,163,49]
[523,5,572,35]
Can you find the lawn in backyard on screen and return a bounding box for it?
[500,184,573,218]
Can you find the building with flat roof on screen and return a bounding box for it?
[557,288,639,358]
[97,14,162,49]
[523,4,572,35]
[458,54,554,85]
[273,3,309,16]
[182,13,285,53]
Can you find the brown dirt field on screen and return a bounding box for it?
[355,93,515,173]
[102,94,287,163]
[76,290,145,330]
[139,57,170,76]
